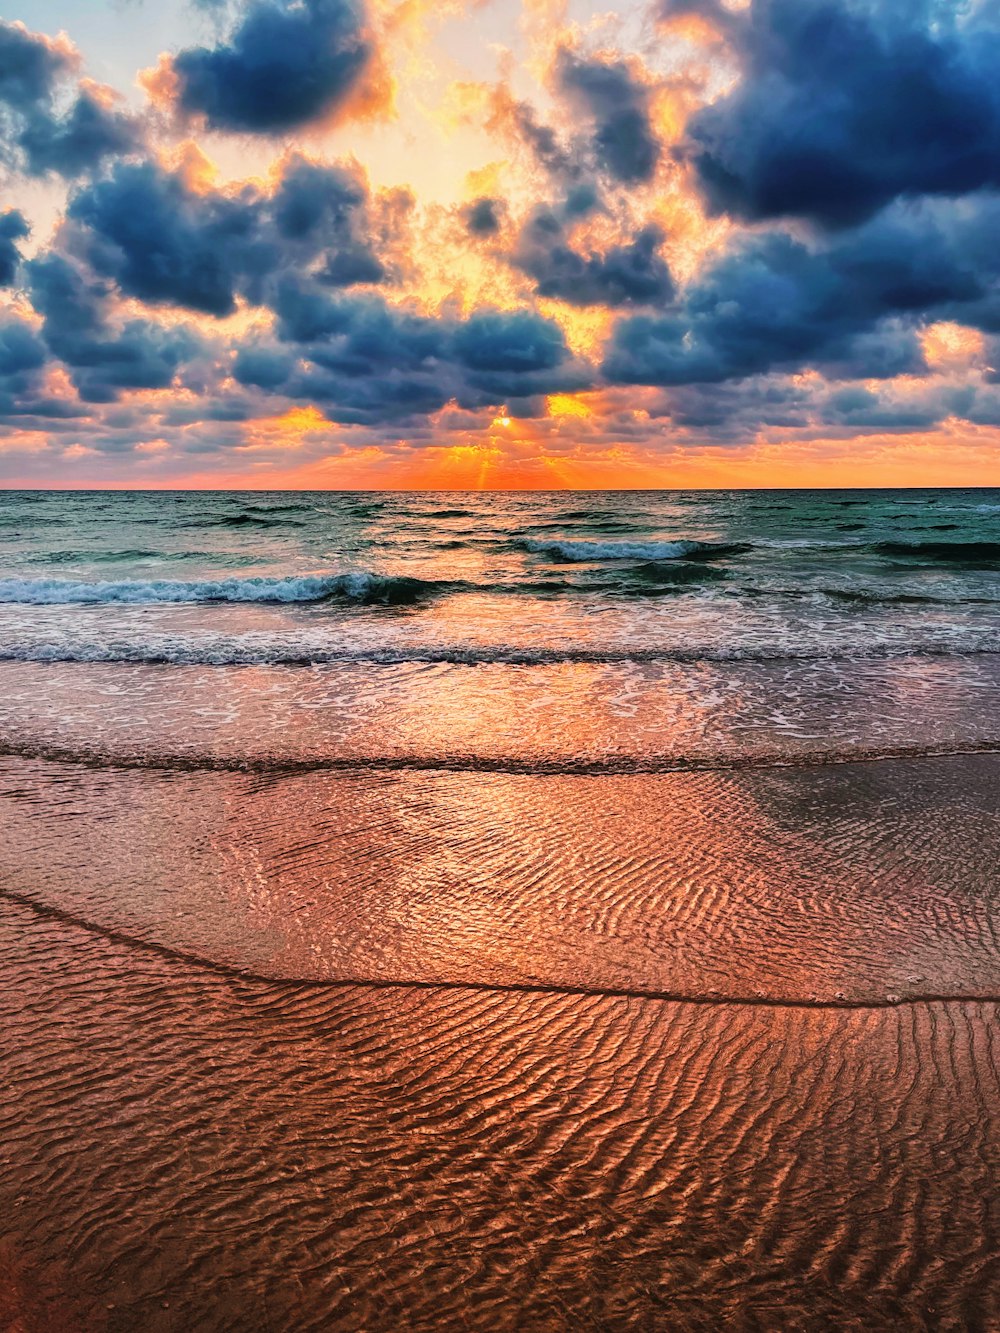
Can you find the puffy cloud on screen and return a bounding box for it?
[463,197,504,236]
[272,156,388,285]
[240,282,581,425]
[27,253,204,402]
[0,208,28,285]
[170,0,380,134]
[68,163,268,316]
[0,20,139,177]
[0,317,46,385]
[604,201,991,386]
[488,88,582,183]
[513,209,674,307]
[64,155,389,317]
[681,0,1000,227]
[488,56,659,195]
[556,50,660,185]
[451,309,567,373]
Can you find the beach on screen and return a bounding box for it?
[1,489,999,1327]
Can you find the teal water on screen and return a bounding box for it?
[0,488,998,665]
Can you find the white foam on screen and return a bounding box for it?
[0,573,410,606]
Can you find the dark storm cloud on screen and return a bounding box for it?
[27,253,203,402]
[556,50,660,185]
[513,209,674,307]
[17,89,138,177]
[0,22,70,108]
[64,156,387,317]
[0,208,28,285]
[603,203,990,387]
[272,280,445,366]
[272,157,367,240]
[680,0,1000,228]
[653,371,968,441]
[0,20,139,178]
[172,0,375,133]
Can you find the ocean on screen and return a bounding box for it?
[1,487,999,771]
[2,488,1000,1328]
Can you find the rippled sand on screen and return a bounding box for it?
[2,739,1000,1328]
[1,899,998,1331]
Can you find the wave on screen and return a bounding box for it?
[243,502,316,516]
[872,540,1000,565]
[179,513,304,530]
[820,588,997,607]
[627,560,728,587]
[2,735,998,776]
[2,641,999,669]
[0,572,463,607]
[527,520,649,535]
[517,538,752,562]
[32,549,216,565]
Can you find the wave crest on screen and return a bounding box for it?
[0,573,460,607]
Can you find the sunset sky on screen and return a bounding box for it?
[2,0,1000,487]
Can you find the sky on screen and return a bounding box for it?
[1,0,1000,488]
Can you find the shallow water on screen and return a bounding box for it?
[4,754,1000,1003]
[1,488,999,1328]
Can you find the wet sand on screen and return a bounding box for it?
[1,751,1000,1328]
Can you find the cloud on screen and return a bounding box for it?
[64,155,390,317]
[244,282,582,424]
[0,317,47,392]
[0,208,28,285]
[169,0,381,133]
[680,0,1000,227]
[487,57,659,195]
[603,201,992,387]
[68,162,266,316]
[556,50,660,185]
[272,155,388,286]
[451,308,567,373]
[463,197,504,236]
[27,252,204,402]
[0,21,140,178]
[513,209,674,307]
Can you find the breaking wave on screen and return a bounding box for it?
[0,573,463,607]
